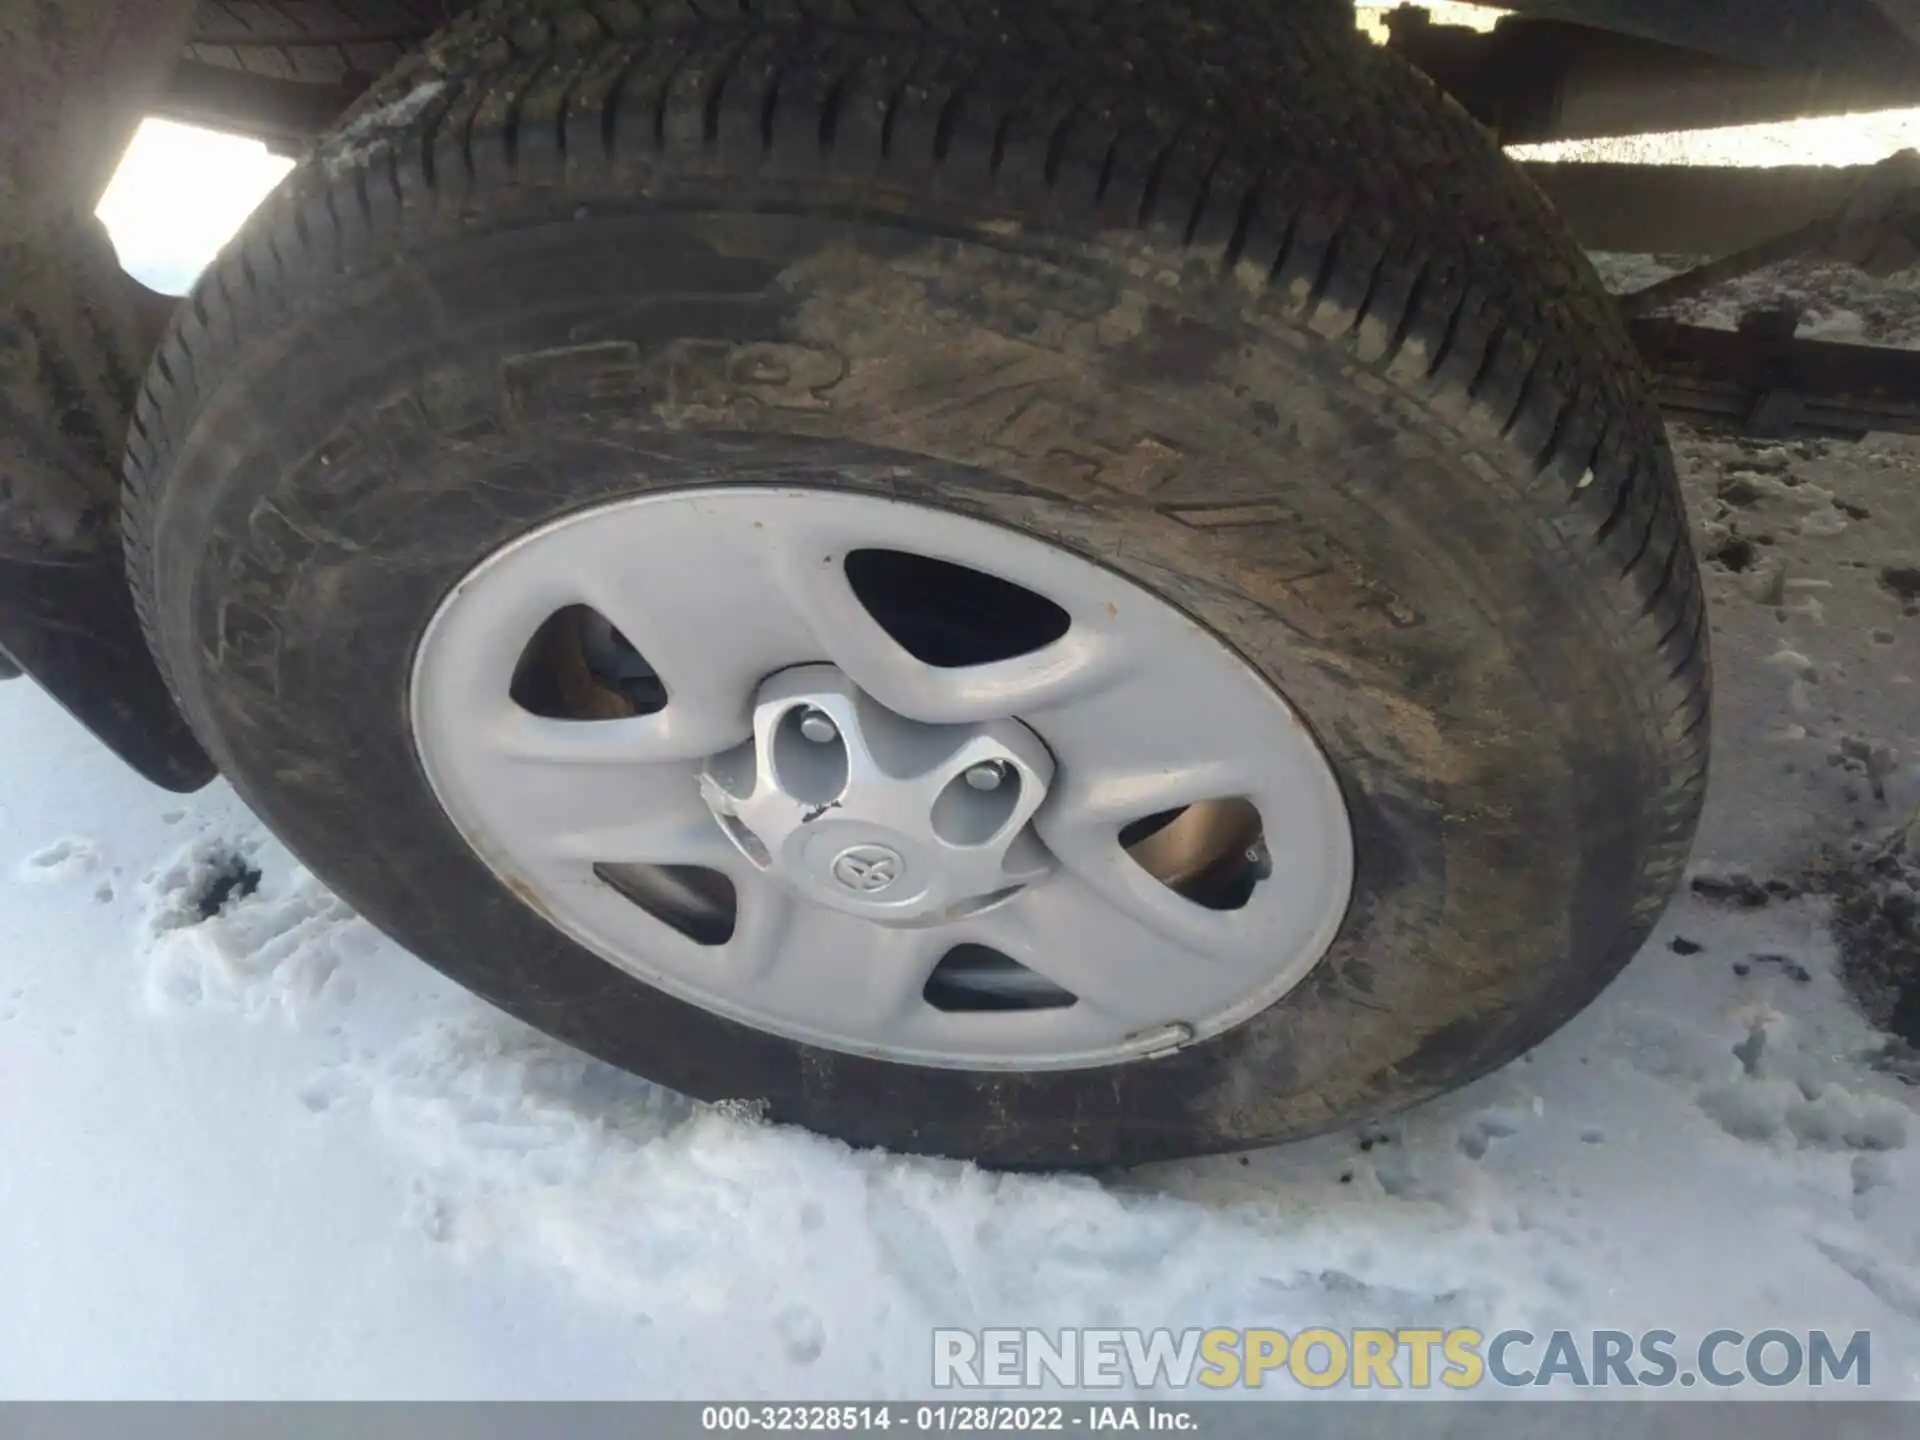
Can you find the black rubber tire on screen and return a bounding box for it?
[124,0,1710,1166]
[185,1,461,85]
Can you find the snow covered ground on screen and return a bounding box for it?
[7,100,1920,1403]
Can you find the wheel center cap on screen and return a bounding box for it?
[832,844,904,894]
[698,666,1055,924]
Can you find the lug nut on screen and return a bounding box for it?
[798,709,839,744]
[964,761,1008,791]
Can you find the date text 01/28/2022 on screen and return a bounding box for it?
[700,1405,1195,1431]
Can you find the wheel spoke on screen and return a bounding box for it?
[456,736,729,868]
[731,901,949,1034]
[488,704,742,769]
[764,514,1126,726]
[1032,770,1259,955]
[1024,663,1288,959]
[961,875,1212,1030]
[1031,657,1269,805]
[722,876,800,980]
[568,515,822,758]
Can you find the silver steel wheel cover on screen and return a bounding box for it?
[409,488,1353,1070]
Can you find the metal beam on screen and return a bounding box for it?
[1525,161,1862,257]
[1632,318,1920,441]
[1486,0,1920,79]
[1390,9,1920,144]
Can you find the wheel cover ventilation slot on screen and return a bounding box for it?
[510,604,667,719]
[923,944,1077,1012]
[1120,797,1269,912]
[594,862,737,946]
[845,548,1070,668]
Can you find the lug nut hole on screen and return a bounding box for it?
[932,763,1022,846]
[772,705,850,804]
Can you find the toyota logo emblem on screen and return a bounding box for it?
[831,844,904,894]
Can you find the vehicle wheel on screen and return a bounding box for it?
[123,0,1709,1165]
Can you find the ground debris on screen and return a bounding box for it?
[1690,872,1778,908]
[194,852,262,921]
[1805,812,1920,1078]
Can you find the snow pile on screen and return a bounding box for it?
[15,836,101,884]
[140,835,372,1018]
